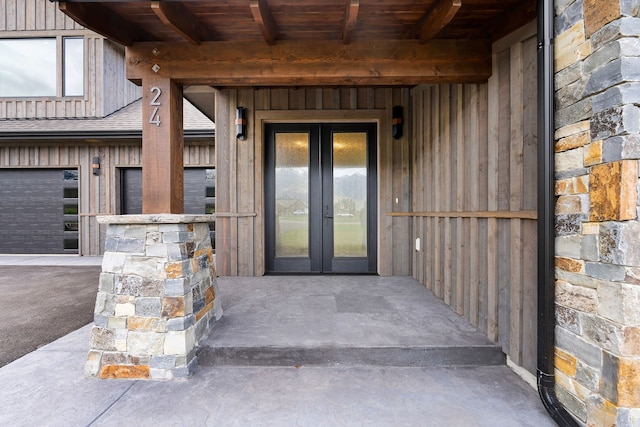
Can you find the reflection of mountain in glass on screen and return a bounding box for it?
[276,169,365,205]
[334,173,366,201]
[275,168,308,200]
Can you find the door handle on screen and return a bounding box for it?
[324,214,333,218]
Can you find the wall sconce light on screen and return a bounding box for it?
[92,156,100,176]
[392,106,403,140]
[236,107,247,140]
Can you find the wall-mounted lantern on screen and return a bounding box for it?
[236,107,247,140]
[392,106,403,140]
[92,156,100,176]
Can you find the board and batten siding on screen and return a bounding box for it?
[408,23,538,375]
[0,0,80,32]
[215,87,411,277]
[0,0,140,119]
[102,40,141,117]
[0,141,215,255]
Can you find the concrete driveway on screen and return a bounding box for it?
[0,259,101,367]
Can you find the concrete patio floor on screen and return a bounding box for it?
[0,261,555,426]
[200,276,506,367]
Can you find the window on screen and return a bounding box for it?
[0,39,56,97]
[205,168,216,214]
[0,37,84,98]
[63,169,79,252]
[63,38,84,97]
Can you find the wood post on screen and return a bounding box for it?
[141,77,184,214]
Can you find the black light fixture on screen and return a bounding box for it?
[92,156,100,176]
[392,106,403,140]
[236,107,247,140]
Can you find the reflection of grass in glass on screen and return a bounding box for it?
[276,216,308,257]
[276,216,366,257]
[334,220,366,257]
[64,204,78,215]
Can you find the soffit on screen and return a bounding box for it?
[55,0,537,87]
[55,0,535,45]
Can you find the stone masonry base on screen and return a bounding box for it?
[85,215,222,380]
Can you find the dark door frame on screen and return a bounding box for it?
[264,122,377,274]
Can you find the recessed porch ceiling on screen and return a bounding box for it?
[56,0,537,87]
[56,0,536,46]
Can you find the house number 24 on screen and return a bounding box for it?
[149,86,162,126]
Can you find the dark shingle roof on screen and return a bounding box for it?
[0,98,214,140]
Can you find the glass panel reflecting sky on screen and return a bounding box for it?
[0,39,56,97]
[64,38,84,96]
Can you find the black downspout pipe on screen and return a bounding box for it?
[536,1,579,425]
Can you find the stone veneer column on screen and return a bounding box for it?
[85,215,222,380]
[554,0,640,424]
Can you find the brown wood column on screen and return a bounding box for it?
[141,77,184,214]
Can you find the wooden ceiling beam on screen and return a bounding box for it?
[58,2,154,46]
[414,0,462,44]
[249,0,280,45]
[342,0,360,44]
[150,1,217,45]
[126,39,491,86]
[469,0,537,41]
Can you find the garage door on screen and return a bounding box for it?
[120,168,215,247]
[0,169,79,254]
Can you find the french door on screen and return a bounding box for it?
[265,123,377,274]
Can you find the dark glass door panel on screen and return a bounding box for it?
[265,123,377,274]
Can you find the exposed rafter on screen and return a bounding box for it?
[58,2,154,46]
[150,1,217,45]
[413,0,461,44]
[56,0,530,88]
[342,0,360,44]
[126,39,491,86]
[249,0,280,45]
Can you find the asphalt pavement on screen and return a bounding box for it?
[0,256,102,367]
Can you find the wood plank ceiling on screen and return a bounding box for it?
[57,0,537,87]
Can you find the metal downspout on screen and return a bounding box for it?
[536,0,579,425]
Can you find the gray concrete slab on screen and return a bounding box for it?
[0,325,555,427]
[200,276,504,367]
[208,276,495,348]
[95,366,554,427]
[0,326,134,427]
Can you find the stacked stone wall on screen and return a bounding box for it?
[554,0,640,424]
[85,216,222,380]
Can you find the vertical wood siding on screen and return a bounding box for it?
[0,142,214,255]
[0,0,140,119]
[0,0,80,32]
[102,40,142,117]
[215,87,410,277]
[410,32,538,374]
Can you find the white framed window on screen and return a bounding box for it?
[0,37,84,98]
